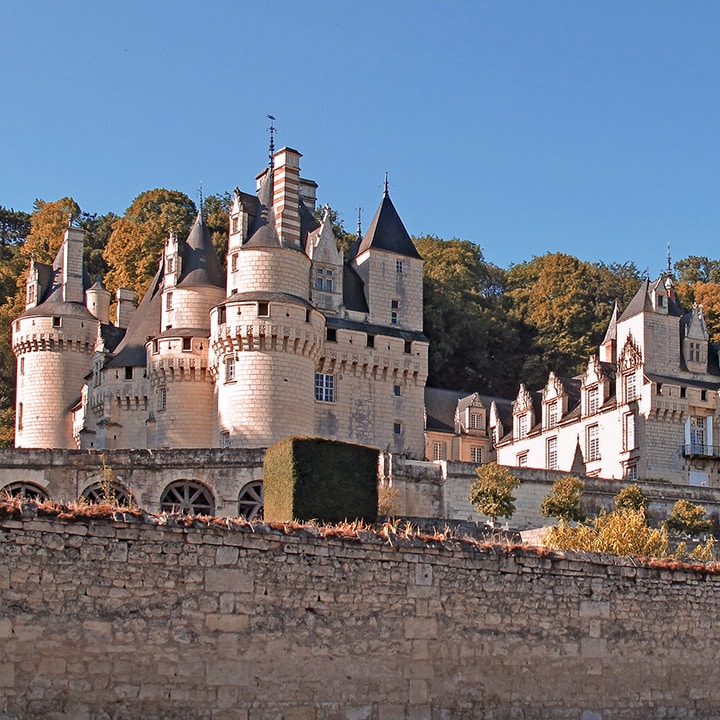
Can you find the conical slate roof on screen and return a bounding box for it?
[177,213,224,288]
[352,190,421,260]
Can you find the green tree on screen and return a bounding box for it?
[0,207,31,247]
[416,235,527,396]
[540,476,586,522]
[614,483,649,514]
[315,205,357,255]
[203,191,232,264]
[664,499,713,536]
[674,256,720,285]
[468,462,520,525]
[79,212,117,281]
[103,189,196,296]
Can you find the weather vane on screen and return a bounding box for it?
[357,207,363,238]
[197,182,204,216]
[267,115,276,168]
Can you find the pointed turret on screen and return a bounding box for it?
[600,302,618,363]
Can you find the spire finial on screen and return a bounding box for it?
[267,114,276,169]
[197,182,204,217]
[357,206,363,238]
[383,172,389,196]
[667,242,672,276]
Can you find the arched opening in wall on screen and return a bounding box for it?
[160,479,215,516]
[0,482,50,501]
[81,481,135,508]
[238,480,264,520]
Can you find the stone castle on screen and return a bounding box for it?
[12,147,428,459]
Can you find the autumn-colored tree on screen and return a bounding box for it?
[103,189,196,296]
[505,253,644,386]
[468,462,520,525]
[23,197,81,262]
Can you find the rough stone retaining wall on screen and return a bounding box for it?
[2,505,720,719]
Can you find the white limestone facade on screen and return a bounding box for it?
[13,146,429,460]
[494,277,720,486]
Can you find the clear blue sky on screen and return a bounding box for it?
[3,1,720,274]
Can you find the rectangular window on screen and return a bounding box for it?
[326,328,337,342]
[626,464,638,481]
[52,316,61,328]
[586,424,600,461]
[367,334,375,348]
[159,388,167,412]
[182,337,192,351]
[546,437,558,470]
[166,257,174,274]
[517,452,528,467]
[166,292,173,311]
[547,400,558,429]
[624,412,637,451]
[315,373,335,402]
[124,367,132,380]
[17,403,22,430]
[391,299,399,325]
[394,421,403,435]
[404,340,412,354]
[588,386,599,415]
[432,442,447,461]
[624,372,637,402]
[232,216,239,234]
[19,357,24,375]
[393,384,402,397]
[396,260,404,274]
[225,356,236,382]
[315,267,334,292]
[518,413,528,439]
[152,339,159,354]
[217,306,226,325]
[470,413,483,430]
[231,253,238,272]
[258,302,269,317]
[471,446,483,464]
[221,430,231,448]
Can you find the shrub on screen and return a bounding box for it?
[263,437,379,524]
[468,462,519,525]
[614,483,649,513]
[540,476,586,522]
[664,499,713,537]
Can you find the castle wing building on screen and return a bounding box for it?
[493,275,720,485]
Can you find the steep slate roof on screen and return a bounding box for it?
[351,190,422,260]
[619,277,684,322]
[105,269,163,368]
[178,213,224,289]
[244,171,279,248]
[424,387,513,434]
[342,264,370,313]
[602,302,618,344]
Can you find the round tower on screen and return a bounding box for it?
[147,214,225,448]
[211,148,326,448]
[13,227,98,448]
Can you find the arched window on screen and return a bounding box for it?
[238,480,264,520]
[81,481,134,508]
[160,480,214,516]
[0,482,49,501]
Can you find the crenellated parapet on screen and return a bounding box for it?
[147,355,211,387]
[317,349,424,383]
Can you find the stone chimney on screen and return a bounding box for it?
[115,288,137,329]
[62,226,85,304]
[272,147,302,247]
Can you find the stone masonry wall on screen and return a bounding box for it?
[2,506,720,719]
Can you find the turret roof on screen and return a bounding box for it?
[351,190,421,260]
[177,213,224,288]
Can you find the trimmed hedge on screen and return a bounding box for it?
[263,437,379,523]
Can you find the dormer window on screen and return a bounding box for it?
[657,294,664,307]
[315,267,333,292]
[470,412,484,430]
[166,292,173,311]
[624,372,637,403]
[546,400,558,429]
[166,257,174,274]
[517,413,529,439]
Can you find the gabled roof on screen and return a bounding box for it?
[177,213,224,289]
[619,277,684,322]
[602,302,618,344]
[424,387,513,434]
[244,170,279,248]
[342,263,369,313]
[352,190,421,260]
